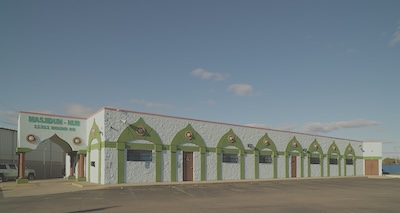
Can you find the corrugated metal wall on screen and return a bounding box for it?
[0,128,65,179]
[0,128,18,164]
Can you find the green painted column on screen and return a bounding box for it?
[353,157,356,176]
[240,151,245,179]
[170,145,177,182]
[320,154,324,177]
[216,148,221,180]
[200,147,206,181]
[155,144,162,182]
[327,157,330,177]
[98,145,102,184]
[273,152,277,178]
[307,154,311,177]
[254,150,259,179]
[116,142,125,184]
[300,153,304,177]
[87,147,91,182]
[338,157,342,176]
[285,152,289,178]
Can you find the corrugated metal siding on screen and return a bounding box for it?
[0,128,18,163]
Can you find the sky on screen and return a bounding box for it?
[1,0,399,157]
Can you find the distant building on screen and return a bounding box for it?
[15,108,382,184]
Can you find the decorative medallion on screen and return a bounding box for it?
[264,138,269,146]
[333,146,336,151]
[228,135,235,143]
[73,137,82,145]
[314,144,318,150]
[185,131,193,140]
[136,126,146,136]
[26,134,36,143]
[292,142,297,148]
[348,147,352,152]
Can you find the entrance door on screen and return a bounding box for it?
[291,156,297,178]
[183,152,193,181]
[365,160,378,175]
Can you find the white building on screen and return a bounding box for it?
[15,107,382,184]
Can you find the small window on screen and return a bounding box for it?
[222,153,238,163]
[329,158,338,165]
[346,158,353,165]
[259,155,272,164]
[127,150,152,161]
[0,164,6,169]
[310,157,320,164]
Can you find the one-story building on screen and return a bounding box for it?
[15,107,382,184]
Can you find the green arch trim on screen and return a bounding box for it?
[285,137,304,178]
[170,124,206,181]
[88,120,102,145]
[307,139,323,177]
[171,124,206,147]
[116,117,163,183]
[343,144,356,176]
[117,117,162,145]
[255,133,278,179]
[216,129,245,180]
[88,120,103,184]
[327,142,341,177]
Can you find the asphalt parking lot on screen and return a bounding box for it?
[1,177,400,213]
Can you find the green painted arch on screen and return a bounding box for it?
[255,133,278,179]
[307,139,324,177]
[327,142,341,177]
[216,129,245,150]
[171,124,206,147]
[308,139,323,155]
[216,129,245,180]
[285,137,304,178]
[170,124,207,181]
[285,137,303,153]
[344,144,355,157]
[89,120,102,145]
[116,117,163,183]
[327,142,341,156]
[255,133,277,152]
[88,120,103,184]
[117,117,162,145]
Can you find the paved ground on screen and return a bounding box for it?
[1,176,400,213]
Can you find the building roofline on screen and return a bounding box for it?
[103,107,363,143]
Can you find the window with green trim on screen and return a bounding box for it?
[346,158,353,165]
[127,150,152,161]
[310,157,320,164]
[222,153,238,163]
[259,155,272,164]
[329,158,338,165]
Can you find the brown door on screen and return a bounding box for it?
[291,156,297,178]
[183,152,193,181]
[365,160,378,175]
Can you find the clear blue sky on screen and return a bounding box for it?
[1,1,399,157]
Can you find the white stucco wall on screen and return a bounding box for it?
[104,148,117,184]
[259,161,273,179]
[277,156,285,178]
[222,160,240,180]
[244,154,254,179]
[125,149,156,183]
[206,152,217,181]
[162,150,170,182]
